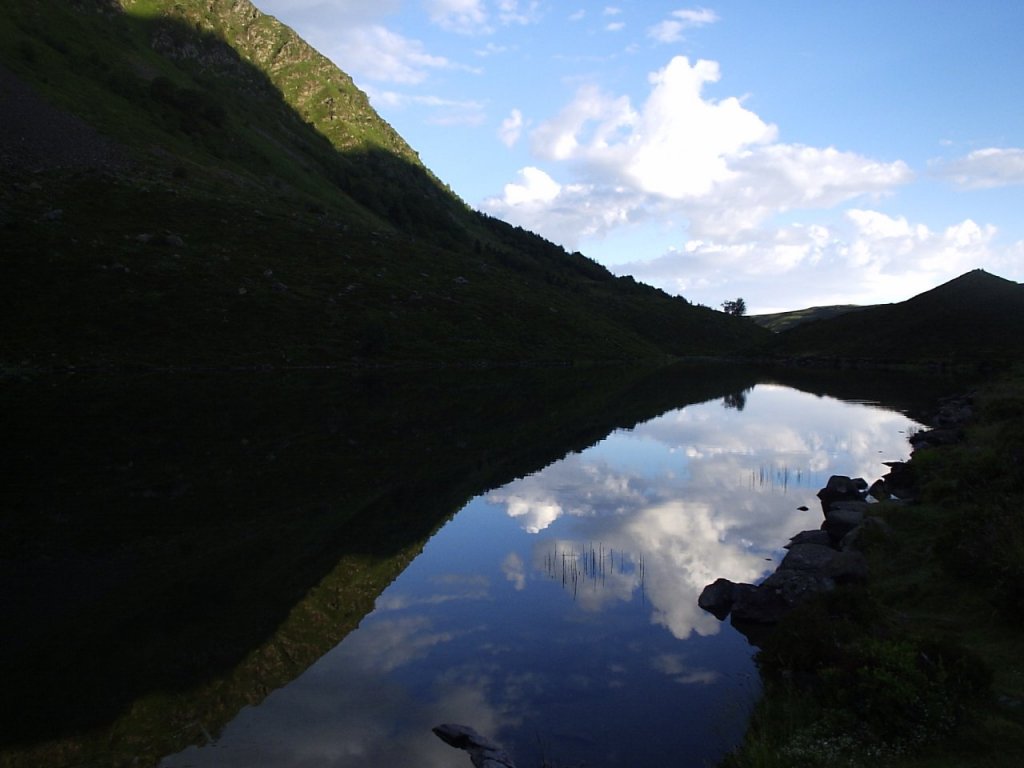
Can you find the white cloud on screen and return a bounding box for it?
[502,552,527,590]
[256,0,402,25]
[476,41,511,56]
[627,58,777,198]
[527,58,779,198]
[687,144,912,238]
[370,89,486,125]
[327,24,453,84]
[425,0,491,34]
[933,147,1024,189]
[496,0,542,25]
[482,54,938,303]
[523,56,909,217]
[482,169,646,247]
[499,166,563,206]
[648,7,719,43]
[499,108,524,146]
[620,209,1013,311]
[605,21,625,32]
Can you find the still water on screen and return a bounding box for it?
[161,384,923,768]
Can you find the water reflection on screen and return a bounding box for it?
[162,384,923,768]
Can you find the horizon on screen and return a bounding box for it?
[252,1,1024,314]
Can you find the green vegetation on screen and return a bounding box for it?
[721,367,1024,767]
[751,304,866,333]
[722,298,747,317]
[0,0,769,370]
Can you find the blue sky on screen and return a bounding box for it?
[254,1,1024,313]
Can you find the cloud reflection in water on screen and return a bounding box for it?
[161,384,922,768]
[490,385,921,639]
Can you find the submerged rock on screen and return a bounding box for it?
[433,723,517,768]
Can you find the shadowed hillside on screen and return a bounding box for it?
[0,0,769,369]
[769,270,1024,365]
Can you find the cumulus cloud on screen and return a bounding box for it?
[621,209,1008,311]
[498,166,563,206]
[933,147,1024,189]
[648,7,720,43]
[484,168,646,247]
[480,54,996,307]
[485,56,911,245]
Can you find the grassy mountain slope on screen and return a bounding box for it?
[0,0,769,368]
[769,270,1024,364]
[752,304,866,333]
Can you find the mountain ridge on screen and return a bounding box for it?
[2,2,1019,371]
[1,0,772,370]
[770,269,1024,363]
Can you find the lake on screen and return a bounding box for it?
[139,377,926,768]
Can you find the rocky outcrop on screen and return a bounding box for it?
[698,474,884,644]
[699,394,978,642]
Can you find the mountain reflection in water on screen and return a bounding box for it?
[161,384,925,768]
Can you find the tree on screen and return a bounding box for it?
[721,298,747,317]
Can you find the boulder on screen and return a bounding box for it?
[839,515,892,551]
[698,577,742,620]
[779,543,839,572]
[822,501,869,545]
[825,550,869,585]
[867,478,890,501]
[881,461,917,500]
[731,570,835,627]
[817,475,867,513]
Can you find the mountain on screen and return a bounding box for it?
[0,0,770,369]
[769,269,1024,364]
[751,304,867,333]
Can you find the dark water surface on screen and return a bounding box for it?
[160,382,922,768]
[1,364,959,767]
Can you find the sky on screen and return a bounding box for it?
[252,1,1024,313]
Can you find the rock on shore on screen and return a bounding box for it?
[698,473,894,644]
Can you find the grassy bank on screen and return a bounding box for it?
[721,366,1024,767]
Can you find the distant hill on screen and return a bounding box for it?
[751,304,867,333]
[0,0,769,369]
[770,269,1024,364]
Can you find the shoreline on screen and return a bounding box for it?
[710,373,1024,767]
